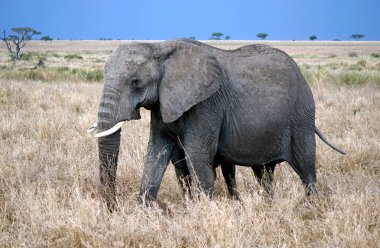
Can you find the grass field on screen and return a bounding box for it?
[0,40,379,247]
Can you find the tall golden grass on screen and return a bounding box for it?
[0,41,379,247]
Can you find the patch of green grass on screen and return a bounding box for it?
[301,62,380,87]
[0,67,103,82]
[328,70,380,86]
[49,53,62,58]
[292,54,318,59]
[55,66,70,73]
[349,59,367,71]
[64,54,83,60]
[83,69,103,81]
[20,52,48,61]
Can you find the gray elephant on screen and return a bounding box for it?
[90,39,345,209]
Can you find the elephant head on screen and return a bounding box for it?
[90,40,223,209]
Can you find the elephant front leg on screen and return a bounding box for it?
[183,134,219,198]
[139,130,174,205]
[185,151,216,198]
[221,163,240,200]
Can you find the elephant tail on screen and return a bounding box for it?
[315,127,346,155]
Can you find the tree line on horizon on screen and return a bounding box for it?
[0,26,369,61]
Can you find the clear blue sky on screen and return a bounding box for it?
[1,0,379,40]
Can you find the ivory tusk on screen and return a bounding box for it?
[94,121,125,138]
[86,122,98,134]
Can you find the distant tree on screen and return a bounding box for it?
[256,33,268,40]
[225,35,231,40]
[209,32,224,40]
[41,35,53,41]
[309,35,317,41]
[349,34,365,40]
[1,27,41,60]
[188,36,196,40]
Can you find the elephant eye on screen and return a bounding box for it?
[130,77,140,86]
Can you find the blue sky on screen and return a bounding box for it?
[1,0,379,40]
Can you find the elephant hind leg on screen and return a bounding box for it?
[252,162,276,197]
[288,130,317,195]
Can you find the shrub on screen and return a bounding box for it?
[370,53,380,58]
[64,54,83,60]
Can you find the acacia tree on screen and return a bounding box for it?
[350,34,365,40]
[41,35,53,41]
[309,35,317,41]
[1,27,41,60]
[209,32,224,40]
[256,33,268,40]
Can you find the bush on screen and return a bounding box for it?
[64,54,83,60]
[370,53,380,58]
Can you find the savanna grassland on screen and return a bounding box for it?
[0,40,379,247]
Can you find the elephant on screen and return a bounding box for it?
[89,39,346,209]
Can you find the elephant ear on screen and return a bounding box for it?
[158,43,223,123]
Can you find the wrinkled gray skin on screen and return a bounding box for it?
[97,39,345,209]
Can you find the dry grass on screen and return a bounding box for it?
[0,41,379,247]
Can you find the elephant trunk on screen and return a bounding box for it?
[98,131,120,211]
[96,86,121,211]
[97,87,120,132]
